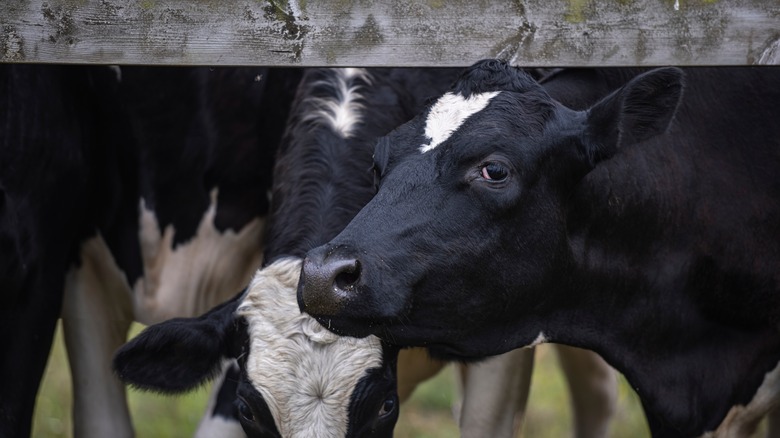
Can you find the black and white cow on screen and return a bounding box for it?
[115,65,624,438]
[299,60,780,436]
[67,66,301,437]
[114,67,463,437]
[52,66,300,437]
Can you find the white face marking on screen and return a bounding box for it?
[302,68,372,139]
[237,258,384,438]
[134,188,264,324]
[419,91,501,153]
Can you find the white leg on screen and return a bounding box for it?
[62,236,134,438]
[458,348,535,438]
[554,345,617,438]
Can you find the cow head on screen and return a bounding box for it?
[115,258,399,438]
[298,60,684,360]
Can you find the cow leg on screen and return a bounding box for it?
[457,348,535,438]
[554,345,617,438]
[0,277,62,438]
[766,407,780,438]
[396,348,448,403]
[194,360,246,438]
[62,236,134,438]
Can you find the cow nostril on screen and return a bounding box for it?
[334,260,361,291]
[299,248,364,316]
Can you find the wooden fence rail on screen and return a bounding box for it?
[2,0,779,66]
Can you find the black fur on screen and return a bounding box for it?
[300,61,780,436]
[0,65,127,437]
[114,291,245,393]
[113,67,460,438]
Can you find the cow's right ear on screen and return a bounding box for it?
[582,67,684,165]
[113,290,246,394]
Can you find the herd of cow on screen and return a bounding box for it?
[0,61,778,438]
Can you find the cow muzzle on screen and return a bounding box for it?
[298,244,363,317]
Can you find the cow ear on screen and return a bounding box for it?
[113,290,245,394]
[582,67,684,164]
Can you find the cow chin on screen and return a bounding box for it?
[307,314,379,339]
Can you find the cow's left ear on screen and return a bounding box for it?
[582,67,684,164]
[113,290,246,394]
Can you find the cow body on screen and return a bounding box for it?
[64,66,300,438]
[115,67,462,437]
[299,61,780,436]
[0,65,301,438]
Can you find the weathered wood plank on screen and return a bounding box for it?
[1,0,779,66]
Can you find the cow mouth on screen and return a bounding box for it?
[308,314,471,358]
[309,314,384,339]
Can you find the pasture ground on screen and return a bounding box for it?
[33,322,766,437]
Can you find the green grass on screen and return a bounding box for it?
[32,322,765,437]
[32,323,211,438]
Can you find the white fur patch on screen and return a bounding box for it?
[134,188,264,324]
[108,65,122,82]
[528,332,548,347]
[303,68,372,139]
[237,258,384,438]
[419,91,500,153]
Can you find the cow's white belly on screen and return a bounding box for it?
[134,188,264,325]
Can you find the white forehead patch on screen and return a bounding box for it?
[419,91,500,153]
[303,68,372,139]
[237,258,384,438]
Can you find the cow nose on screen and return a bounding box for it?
[299,246,362,316]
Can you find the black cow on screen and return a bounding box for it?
[114,67,461,437]
[0,65,127,438]
[299,61,780,436]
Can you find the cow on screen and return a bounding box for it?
[60,66,301,438]
[0,65,301,438]
[114,67,459,438]
[298,60,780,436]
[113,66,619,437]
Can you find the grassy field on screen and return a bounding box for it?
[32,322,764,437]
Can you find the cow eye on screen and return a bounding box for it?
[237,398,255,423]
[480,162,509,182]
[378,394,397,418]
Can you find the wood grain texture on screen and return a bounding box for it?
[1,0,779,66]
